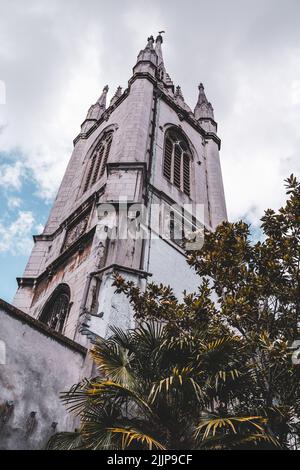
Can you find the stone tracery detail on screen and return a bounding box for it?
[63,212,90,251]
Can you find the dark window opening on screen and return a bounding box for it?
[39,284,71,334]
[83,131,113,193]
[163,128,192,196]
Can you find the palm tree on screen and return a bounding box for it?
[47,321,278,450]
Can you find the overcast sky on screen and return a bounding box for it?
[0,0,300,301]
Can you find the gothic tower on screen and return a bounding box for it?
[13,34,227,347]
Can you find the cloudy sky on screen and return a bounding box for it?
[0,0,300,301]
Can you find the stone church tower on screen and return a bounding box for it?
[0,35,227,449]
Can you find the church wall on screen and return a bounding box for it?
[88,271,142,339]
[31,240,93,344]
[145,237,199,298]
[14,238,93,347]
[0,300,90,450]
[22,240,52,278]
[205,139,228,229]
[61,77,154,224]
[10,285,33,314]
[16,78,154,306]
[43,138,88,235]
[14,77,154,322]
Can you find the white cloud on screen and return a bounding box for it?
[291,80,300,105]
[0,1,108,200]
[0,211,36,255]
[0,161,23,191]
[35,223,44,234]
[221,48,300,225]
[7,196,22,209]
[0,80,5,105]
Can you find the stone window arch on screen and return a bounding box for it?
[163,127,192,196]
[83,130,113,193]
[39,284,71,334]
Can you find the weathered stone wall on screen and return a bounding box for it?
[88,271,142,339]
[205,138,228,229]
[14,238,94,346]
[42,77,154,240]
[13,77,154,331]
[145,237,199,298]
[0,300,91,450]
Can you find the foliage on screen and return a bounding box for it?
[48,176,300,450]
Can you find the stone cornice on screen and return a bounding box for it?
[33,190,102,243]
[107,161,147,172]
[18,227,96,287]
[128,71,158,87]
[90,263,152,279]
[0,298,87,356]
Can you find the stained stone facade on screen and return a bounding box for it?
[0,34,227,449]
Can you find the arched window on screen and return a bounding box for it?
[39,284,71,334]
[163,128,192,196]
[83,131,113,193]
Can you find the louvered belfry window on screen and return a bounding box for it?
[163,129,191,196]
[83,131,113,193]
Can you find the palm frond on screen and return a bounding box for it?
[108,326,135,350]
[149,367,205,404]
[160,334,195,352]
[86,381,155,418]
[198,430,280,449]
[132,321,164,353]
[91,341,136,388]
[108,427,166,450]
[242,432,281,448]
[46,431,85,450]
[195,415,266,440]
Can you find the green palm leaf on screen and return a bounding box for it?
[108,427,166,450]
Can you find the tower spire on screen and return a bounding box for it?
[96,85,109,108]
[110,86,122,106]
[153,32,174,91]
[133,35,157,76]
[174,85,192,113]
[155,32,164,66]
[81,85,109,133]
[175,85,184,100]
[146,35,155,49]
[194,83,214,120]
